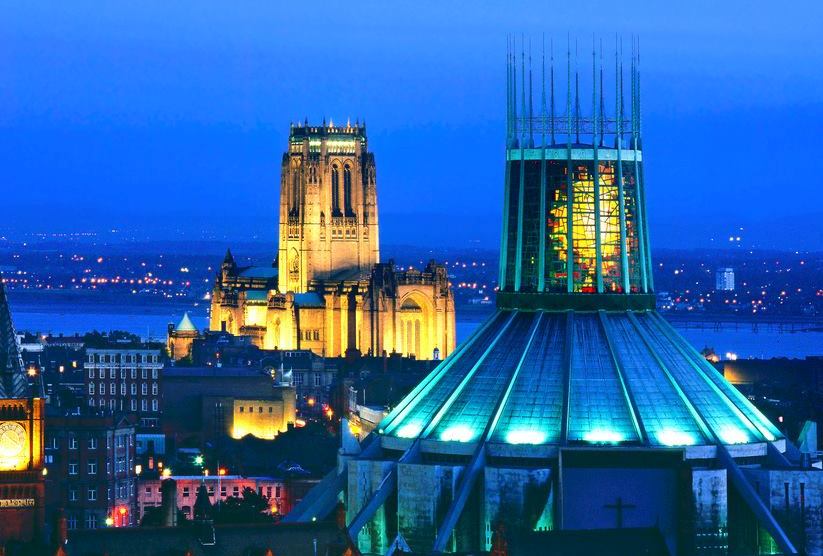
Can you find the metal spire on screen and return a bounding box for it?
[0,277,27,399]
[512,36,518,147]
[599,39,605,146]
[550,38,556,145]
[566,37,572,141]
[528,38,534,147]
[574,39,581,144]
[637,36,643,147]
[541,35,547,147]
[592,36,597,147]
[521,35,526,145]
[506,35,511,143]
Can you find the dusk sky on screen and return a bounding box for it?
[1,1,821,251]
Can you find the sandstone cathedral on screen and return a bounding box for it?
[208,121,456,360]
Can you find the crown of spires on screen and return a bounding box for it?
[506,34,643,148]
[0,277,28,399]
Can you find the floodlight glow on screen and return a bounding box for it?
[583,429,624,444]
[506,430,546,445]
[396,423,422,439]
[719,426,748,445]
[440,425,475,443]
[656,429,696,447]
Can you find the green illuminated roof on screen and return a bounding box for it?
[175,312,198,333]
[379,309,782,451]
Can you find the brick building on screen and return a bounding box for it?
[84,349,163,429]
[45,410,138,530]
[137,474,289,520]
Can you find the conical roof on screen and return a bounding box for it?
[0,278,28,399]
[373,50,783,457]
[175,312,198,333]
[378,309,781,454]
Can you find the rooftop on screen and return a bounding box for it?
[379,309,782,456]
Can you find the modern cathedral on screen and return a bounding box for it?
[208,121,456,360]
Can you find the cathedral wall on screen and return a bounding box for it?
[744,467,823,556]
[397,462,463,553]
[691,467,729,555]
[347,459,395,554]
[484,466,552,550]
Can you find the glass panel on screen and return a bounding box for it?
[634,313,762,444]
[621,162,643,293]
[571,163,598,292]
[519,161,542,291]
[545,160,569,292]
[491,313,565,445]
[652,314,781,442]
[599,161,623,292]
[429,312,538,443]
[386,312,512,439]
[604,314,706,446]
[567,314,639,443]
[504,161,521,291]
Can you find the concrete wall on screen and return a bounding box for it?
[691,468,728,555]
[745,467,823,556]
[347,459,395,555]
[484,466,552,550]
[397,462,463,554]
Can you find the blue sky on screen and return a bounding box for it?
[1,1,821,250]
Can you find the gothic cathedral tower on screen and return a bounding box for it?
[278,121,379,293]
[0,279,45,547]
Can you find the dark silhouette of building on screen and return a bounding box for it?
[45,409,137,530]
[0,278,46,548]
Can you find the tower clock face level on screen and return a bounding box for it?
[0,422,28,470]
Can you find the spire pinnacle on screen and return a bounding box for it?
[574,38,580,144]
[541,34,547,147]
[0,277,27,399]
[528,38,534,147]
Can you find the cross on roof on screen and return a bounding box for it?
[604,496,636,529]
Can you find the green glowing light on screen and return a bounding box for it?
[506,430,546,445]
[583,429,624,444]
[396,423,422,439]
[656,429,696,447]
[440,425,475,443]
[193,455,204,466]
[719,426,748,445]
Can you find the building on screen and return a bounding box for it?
[137,474,289,520]
[266,349,338,416]
[286,45,822,556]
[716,267,735,291]
[162,367,295,446]
[0,279,46,546]
[209,121,456,360]
[84,348,163,429]
[45,410,138,530]
[166,312,199,362]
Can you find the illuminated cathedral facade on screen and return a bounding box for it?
[209,122,456,359]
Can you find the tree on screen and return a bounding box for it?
[213,487,274,524]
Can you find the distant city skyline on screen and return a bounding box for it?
[1,1,822,250]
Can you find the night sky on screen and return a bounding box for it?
[1,1,821,250]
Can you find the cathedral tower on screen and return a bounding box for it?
[287,39,813,556]
[278,120,379,293]
[0,279,45,546]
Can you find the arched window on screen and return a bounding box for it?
[331,165,340,215]
[343,164,353,215]
[291,171,300,214]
